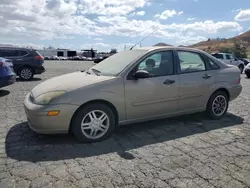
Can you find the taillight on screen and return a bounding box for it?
[35,56,43,60]
[0,62,4,66]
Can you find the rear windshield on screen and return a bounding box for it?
[35,51,43,57]
[212,53,223,59]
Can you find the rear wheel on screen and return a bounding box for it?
[18,67,34,80]
[246,73,250,78]
[238,64,244,74]
[71,103,116,142]
[206,91,229,119]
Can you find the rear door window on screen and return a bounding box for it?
[212,53,223,59]
[19,50,28,56]
[0,49,19,57]
[177,51,206,73]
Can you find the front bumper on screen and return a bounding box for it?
[0,75,16,88]
[23,93,79,134]
[245,68,250,74]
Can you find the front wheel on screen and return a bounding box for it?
[246,73,250,78]
[206,91,229,119]
[71,103,116,142]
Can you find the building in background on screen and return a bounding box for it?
[81,49,97,58]
[37,48,77,57]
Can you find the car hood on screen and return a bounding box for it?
[31,71,115,98]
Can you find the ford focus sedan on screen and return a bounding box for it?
[24,46,242,142]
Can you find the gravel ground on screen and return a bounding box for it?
[0,60,250,188]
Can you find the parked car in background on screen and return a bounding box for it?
[58,56,68,60]
[0,57,16,88]
[211,53,245,73]
[93,56,109,63]
[0,46,45,80]
[51,56,59,60]
[239,58,250,66]
[24,46,242,142]
[245,63,250,78]
[72,56,81,60]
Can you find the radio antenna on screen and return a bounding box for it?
[130,27,159,50]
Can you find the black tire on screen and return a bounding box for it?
[246,74,250,78]
[18,67,34,80]
[206,91,229,119]
[71,103,116,142]
[239,65,244,74]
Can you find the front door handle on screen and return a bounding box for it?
[203,74,211,79]
[163,79,175,85]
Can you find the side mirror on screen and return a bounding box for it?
[134,70,150,79]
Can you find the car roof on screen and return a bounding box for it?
[134,46,205,53]
[212,52,232,55]
[0,46,35,51]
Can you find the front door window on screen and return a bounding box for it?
[137,51,174,77]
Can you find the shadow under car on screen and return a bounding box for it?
[5,112,244,162]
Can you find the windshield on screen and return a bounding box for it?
[89,49,148,76]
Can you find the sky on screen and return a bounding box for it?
[0,0,250,51]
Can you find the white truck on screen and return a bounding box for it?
[211,53,245,73]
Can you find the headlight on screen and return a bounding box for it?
[34,91,66,105]
[246,63,250,68]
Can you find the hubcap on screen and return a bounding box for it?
[212,95,227,116]
[21,69,32,79]
[81,110,110,139]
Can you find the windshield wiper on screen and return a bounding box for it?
[91,68,101,76]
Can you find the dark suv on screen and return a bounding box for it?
[0,46,45,80]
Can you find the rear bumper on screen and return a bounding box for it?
[0,75,16,88]
[229,85,242,101]
[34,65,45,74]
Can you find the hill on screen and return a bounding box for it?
[154,42,172,46]
[189,30,250,57]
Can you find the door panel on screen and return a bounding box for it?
[124,75,179,121]
[177,51,214,111]
[124,50,179,122]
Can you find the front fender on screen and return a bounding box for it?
[54,79,126,122]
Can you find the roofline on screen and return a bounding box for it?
[0,46,36,50]
[135,46,207,53]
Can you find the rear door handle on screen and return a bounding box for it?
[203,74,211,79]
[163,79,175,85]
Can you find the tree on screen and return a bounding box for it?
[219,46,232,53]
[232,40,247,58]
[110,48,117,54]
[207,46,212,53]
[218,40,247,58]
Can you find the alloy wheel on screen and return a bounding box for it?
[80,110,110,139]
[20,68,32,80]
[212,95,227,116]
